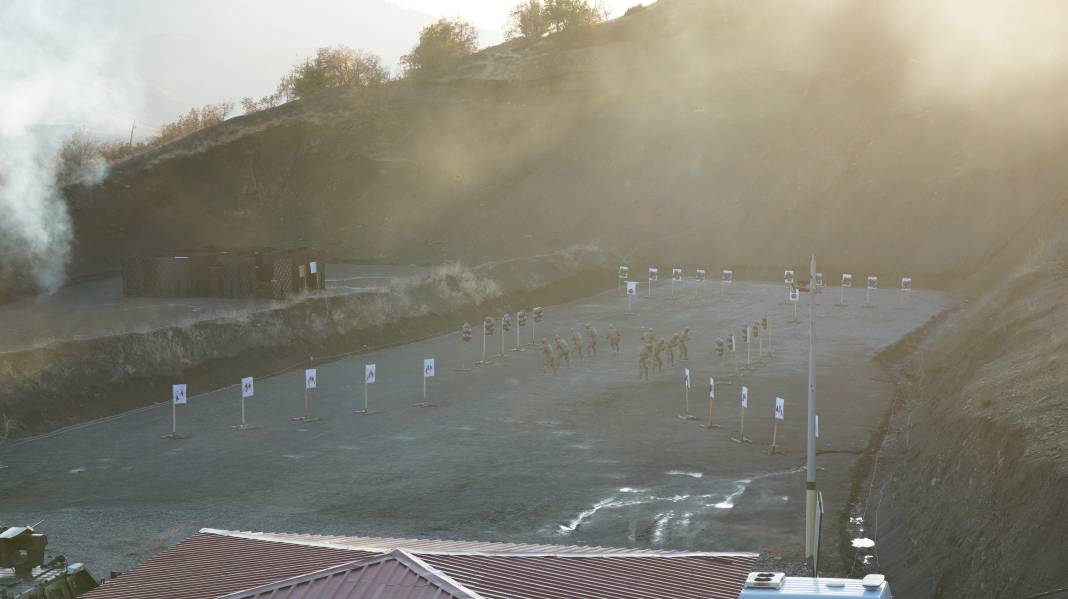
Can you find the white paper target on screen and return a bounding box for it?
[775,397,785,420]
[741,385,749,408]
[619,265,629,279]
[309,261,318,274]
[867,275,878,289]
[842,273,853,287]
[696,268,706,280]
[729,335,736,352]
[365,364,376,384]
[683,368,691,389]
[672,268,682,281]
[241,376,254,398]
[815,414,820,438]
[626,281,638,295]
[901,276,912,291]
[423,358,436,378]
[815,272,824,287]
[305,368,317,389]
[172,384,187,405]
[784,270,795,285]
[709,377,715,399]
[722,269,734,283]
[648,267,659,281]
[789,288,800,302]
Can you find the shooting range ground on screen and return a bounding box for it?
[0,280,950,577]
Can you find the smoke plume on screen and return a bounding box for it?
[0,0,139,294]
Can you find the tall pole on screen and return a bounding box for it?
[805,254,818,567]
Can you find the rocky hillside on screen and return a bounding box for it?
[855,238,1068,597]
[61,0,1068,289]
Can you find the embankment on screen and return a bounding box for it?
[0,246,612,440]
[847,252,1068,598]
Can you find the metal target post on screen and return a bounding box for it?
[731,385,750,443]
[705,377,721,429]
[498,314,510,358]
[356,364,381,415]
[232,376,257,431]
[770,396,785,455]
[292,367,321,422]
[456,323,473,371]
[678,368,697,421]
[164,383,189,440]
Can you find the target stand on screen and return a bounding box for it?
[677,414,699,421]
[729,435,752,444]
[230,423,259,431]
[290,415,321,422]
[412,401,437,409]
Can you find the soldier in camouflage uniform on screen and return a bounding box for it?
[554,334,572,369]
[608,325,622,354]
[541,338,557,374]
[667,333,680,367]
[678,326,691,361]
[639,340,652,380]
[570,328,584,359]
[642,329,654,346]
[585,323,598,356]
[654,338,666,372]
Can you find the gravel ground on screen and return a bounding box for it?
[0,279,950,578]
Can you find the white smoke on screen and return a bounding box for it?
[0,0,140,294]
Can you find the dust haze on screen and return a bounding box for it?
[0,0,139,294]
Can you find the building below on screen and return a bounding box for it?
[81,529,757,599]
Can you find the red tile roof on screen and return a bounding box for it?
[419,553,754,599]
[219,551,473,599]
[82,532,375,599]
[83,529,759,599]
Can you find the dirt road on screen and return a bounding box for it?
[0,279,950,576]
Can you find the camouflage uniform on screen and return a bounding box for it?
[654,338,666,372]
[541,338,557,374]
[679,327,690,361]
[585,323,598,356]
[668,333,679,367]
[554,335,572,369]
[639,342,652,380]
[570,328,584,359]
[608,325,621,354]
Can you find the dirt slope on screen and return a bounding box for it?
[853,242,1068,598]
[58,0,1068,289]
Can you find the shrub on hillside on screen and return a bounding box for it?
[276,46,388,101]
[401,18,479,78]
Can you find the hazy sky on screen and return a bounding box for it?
[82,0,638,137]
[391,0,635,31]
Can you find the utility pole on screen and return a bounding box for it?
[128,120,136,146]
[805,254,818,569]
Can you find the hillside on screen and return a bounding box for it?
[22,1,1068,596]
[61,0,1068,288]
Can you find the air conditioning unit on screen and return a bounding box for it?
[739,573,891,598]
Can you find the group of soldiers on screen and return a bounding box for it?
[538,323,691,379]
[540,324,624,373]
[638,327,690,380]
